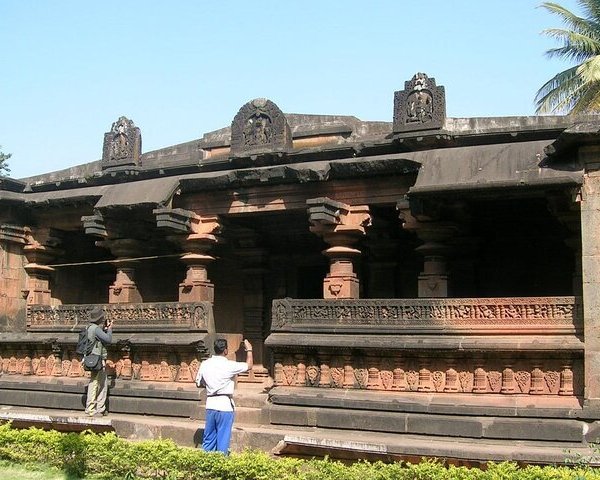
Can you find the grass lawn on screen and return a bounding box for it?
[0,462,88,480]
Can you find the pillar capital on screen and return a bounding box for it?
[307,197,370,299]
[0,224,28,246]
[154,209,223,304]
[307,197,370,243]
[397,200,459,298]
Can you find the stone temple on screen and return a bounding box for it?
[1,73,599,463]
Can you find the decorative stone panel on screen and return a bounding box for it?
[26,301,214,332]
[230,98,292,157]
[271,351,579,396]
[0,344,207,383]
[102,116,141,170]
[393,72,445,133]
[272,297,582,334]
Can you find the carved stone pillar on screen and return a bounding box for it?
[179,252,215,303]
[155,208,221,304]
[0,225,28,322]
[415,223,459,298]
[307,197,371,299]
[22,228,63,305]
[109,265,141,303]
[98,239,143,304]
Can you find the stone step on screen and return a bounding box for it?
[1,405,597,466]
[0,375,269,419]
[267,403,596,443]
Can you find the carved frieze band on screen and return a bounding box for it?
[273,353,577,396]
[0,347,203,383]
[26,302,212,332]
[272,297,582,334]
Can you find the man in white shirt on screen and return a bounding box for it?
[195,338,253,453]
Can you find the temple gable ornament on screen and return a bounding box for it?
[102,116,142,170]
[393,73,446,133]
[230,98,292,157]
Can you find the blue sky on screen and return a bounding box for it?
[0,0,581,179]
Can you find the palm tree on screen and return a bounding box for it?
[535,0,600,114]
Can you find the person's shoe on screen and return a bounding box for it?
[85,411,95,417]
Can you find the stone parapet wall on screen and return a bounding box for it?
[26,301,214,332]
[271,297,582,335]
[1,301,216,384]
[267,297,583,397]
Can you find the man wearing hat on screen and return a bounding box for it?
[84,306,113,417]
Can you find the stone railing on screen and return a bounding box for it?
[26,301,214,332]
[271,297,582,335]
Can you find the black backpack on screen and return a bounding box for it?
[75,325,94,356]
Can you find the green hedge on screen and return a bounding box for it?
[0,422,598,480]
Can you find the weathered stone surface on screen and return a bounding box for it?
[102,116,141,170]
[230,98,292,157]
[393,73,445,133]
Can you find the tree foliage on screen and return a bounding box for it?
[536,0,600,114]
[0,145,11,176]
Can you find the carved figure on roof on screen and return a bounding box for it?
[406,74,433,124]
[111,117,131,161]
[102,116,142,170]
[393,73,445,133]
[243,112,273,147]
[230,98,292,157]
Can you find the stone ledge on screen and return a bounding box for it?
[1,405,597,465]
[0,376,201,400]
[268,387,584,418]
[265,333,584,351]
[266,403,593,442]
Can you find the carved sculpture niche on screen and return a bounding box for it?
[102,116,141,170]
[307,197,371,299]
[393,73,446,133]
[230,98,292,158]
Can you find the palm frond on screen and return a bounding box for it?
[535,66,582,113]
[541,2,596,33]
[542,29,600,60]
[576,55,600,81]
[570,84,600,112]
[537,1,600,113]
[577,0,600,24]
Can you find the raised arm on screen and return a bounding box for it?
[243,339,254,370]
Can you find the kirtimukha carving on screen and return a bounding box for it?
[230,98,292,156]
[102,116,141,170]
[393,73,446,133]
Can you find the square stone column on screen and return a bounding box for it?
[579,145,600,406]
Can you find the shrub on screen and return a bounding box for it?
[1,422,600,480]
